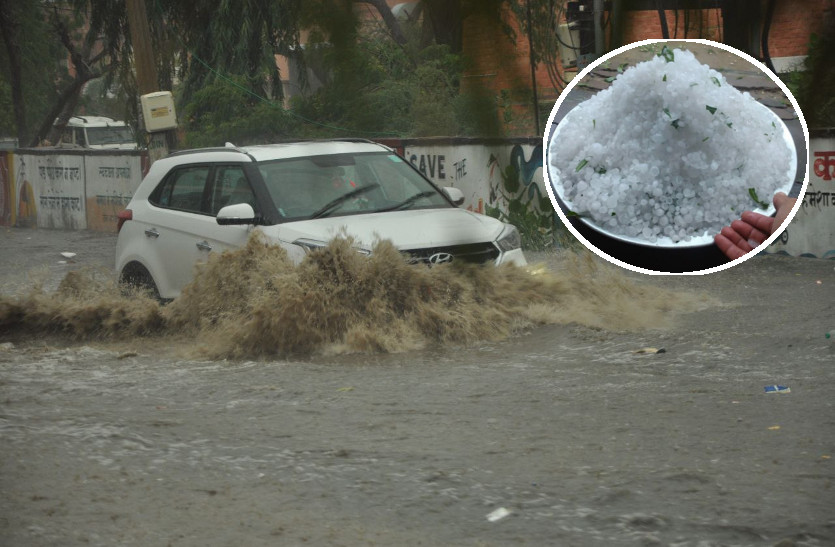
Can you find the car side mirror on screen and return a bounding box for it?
[443,187,465,207]
[216,203,257,225]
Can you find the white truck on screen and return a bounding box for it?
[57,116,138,150]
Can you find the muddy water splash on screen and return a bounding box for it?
[0,268,164,339]
[0,233,704,358]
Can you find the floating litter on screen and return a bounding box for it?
[487,507,511,522]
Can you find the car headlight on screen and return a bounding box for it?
[292,238,371,256]
[495,224,522,252]
[293,238,328,253]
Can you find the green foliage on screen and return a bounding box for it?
[183,78,300,147]
[452,89,503,137]
[781,32,835,128]
[165,0,302,106]
[291,25,470,138]
[0,79,13,138]
[0,0,69,142]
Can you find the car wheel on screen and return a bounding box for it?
[119,262,162,300]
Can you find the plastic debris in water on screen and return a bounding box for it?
[486,507,511,522]
[764,385,791,394]
[633,347,666,354]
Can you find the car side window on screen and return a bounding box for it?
[151,166,211,213]
[61,127,74,146]
[210,166,256,215]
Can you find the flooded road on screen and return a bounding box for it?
[1,227,834,546]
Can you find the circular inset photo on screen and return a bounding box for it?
[544,39,808,274]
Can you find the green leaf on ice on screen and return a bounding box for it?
[658,45,675,63]
[748,188,769,209]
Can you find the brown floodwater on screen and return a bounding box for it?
[0,233,704,359]
[2,228,833,546]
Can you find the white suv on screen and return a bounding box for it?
[115,140,526,299]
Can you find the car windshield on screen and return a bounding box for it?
[257,152,451,221]
[86,126,135,146]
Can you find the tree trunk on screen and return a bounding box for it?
[29,76,94,148]
[0,0,27,144]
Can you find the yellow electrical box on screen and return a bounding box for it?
[140,91,177,132]
[557,24,581,67]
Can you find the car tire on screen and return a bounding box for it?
[119,262,162,301]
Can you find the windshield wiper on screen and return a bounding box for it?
[310,183,380,219]
[378,191,437,212]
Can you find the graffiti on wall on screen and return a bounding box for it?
[14,158,37,227]
[485,144,558,250]
[85,156,143,232]
[409,153,447,180]
[813,150,835,181]
[2,151,146,232]
[15,155,86,230]
[804,190,835,208]
[452,158,467,181]
[767,139,835,259]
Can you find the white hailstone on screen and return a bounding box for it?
[550,47,791,243]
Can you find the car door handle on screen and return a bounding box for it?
[144,228,160,238]
[196,240,212,252]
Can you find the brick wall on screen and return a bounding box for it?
[462,1,832,137]
[767,0,831,58]
[623,9,723,44]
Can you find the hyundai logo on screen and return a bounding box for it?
[428,252,454,265]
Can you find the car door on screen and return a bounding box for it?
[199,164,258,255]
[143,164,216,293]
[145,163,258,294]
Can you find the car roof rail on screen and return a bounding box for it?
[328,138,376,144]
[326,138,392,151]
[166,139,389,160]
[167,145,254,160]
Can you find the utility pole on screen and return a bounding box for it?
[126,0,172,163]
[125,0,157,96]
[593,0,605,57]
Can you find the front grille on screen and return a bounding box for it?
[402,242,500,265]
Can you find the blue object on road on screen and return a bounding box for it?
[764,385,791,394]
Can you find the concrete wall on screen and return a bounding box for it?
[0,149,147,232]
[0,138,832,262]
[768,131,835,259]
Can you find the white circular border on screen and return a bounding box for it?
[542,38,810,276]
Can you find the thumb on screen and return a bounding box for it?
[772,191,789,211]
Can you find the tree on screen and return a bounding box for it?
[0,0,137,146]
[36,1,121,147]
[162,0,303,106]
[0,0,26,143]
[0,0,68,144]
[507,0,567,95]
